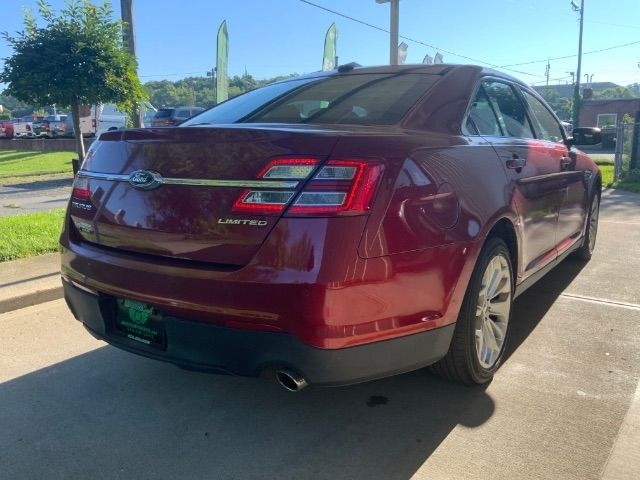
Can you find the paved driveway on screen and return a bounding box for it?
[0,189,638,479]
[0,177,72,216]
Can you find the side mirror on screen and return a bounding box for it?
[568,127,602,147]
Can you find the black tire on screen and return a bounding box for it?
[430,237,514,385]
[572,191,600,261]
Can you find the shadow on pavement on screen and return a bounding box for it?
[0,176,73,192]
[0,261,589,479]
[504,258,586,363]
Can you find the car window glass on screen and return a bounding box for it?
[520,89,565,143]
[467,85,503,136]
[155,110,172,118]
[245,73,437,125]
[482,81,534,139]
[175,109,190,118]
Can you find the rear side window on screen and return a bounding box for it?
[175,109,191,119]
[520,90,565,143]
[467,86,503,136]
[482,81,534,139]
[184,73,438,126]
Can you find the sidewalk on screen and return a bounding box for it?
[0,253,62,314]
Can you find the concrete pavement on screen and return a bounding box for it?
[0,176,72,216]
[0,188,639,479]
[0,253,61,314]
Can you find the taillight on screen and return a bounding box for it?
[72,176,91,200]
[233,157,318,214]
[92,119,96,128]
[287,160,383,216]
[232,157,383,217]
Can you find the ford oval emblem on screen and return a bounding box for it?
[128,170,163,190]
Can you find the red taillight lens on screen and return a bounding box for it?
[232,157,319,214]
[231,157,383,217]
[287,160,383,216]
[91,119,96,128]
[72,176,91,200]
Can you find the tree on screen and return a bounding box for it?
[594,86,635,99]
[0,0,146,160]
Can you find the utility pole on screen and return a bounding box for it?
[545,58,550,87]
[376,0,400,65]
[120,0,141,128]
[571,0,585,128]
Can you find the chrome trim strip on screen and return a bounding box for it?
[77,171,298,189]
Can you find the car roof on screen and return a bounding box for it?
[272,64,527,87]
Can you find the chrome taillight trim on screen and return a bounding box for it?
[77,171,299,189]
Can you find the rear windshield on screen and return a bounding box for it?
[154,109,173,118]
[183,73,439,126]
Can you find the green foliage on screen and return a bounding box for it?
[538,87,572,121]
[594,86,636,99]
[0,150,75,181]
[0,0,147,158]
[0,208,65,262]
[144,73,297,108]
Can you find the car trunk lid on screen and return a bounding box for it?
[69,126,341,265]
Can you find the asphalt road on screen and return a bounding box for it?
[1,189,639,479]
[0,177,72,216]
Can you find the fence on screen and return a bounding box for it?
[0,137,94,153]
[614,122,640,181]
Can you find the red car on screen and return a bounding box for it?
[60,65,601,390]
[0,120,14,139]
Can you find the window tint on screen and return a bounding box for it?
[521,90,565,143]
[175,109,191,118]
[155,109,173,118]
[184,73,438,126]
[483,81,534,139]
[467,85,503,136]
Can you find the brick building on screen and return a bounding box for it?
[579,98,640,128]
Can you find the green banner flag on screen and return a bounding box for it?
[322,23,337,71]
[216,20,229,104]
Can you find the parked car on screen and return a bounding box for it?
[151,106,204,126]
[61,64,602,390]
[33,114,67,138]
[62,111,96,138]
[12,116,37,138]
[0,120,14,139]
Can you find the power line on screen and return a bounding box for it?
[298,0,545,78]
[500,39,640,68]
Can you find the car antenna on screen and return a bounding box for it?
[337,62,361,73]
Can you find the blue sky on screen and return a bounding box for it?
[1,0,639,88]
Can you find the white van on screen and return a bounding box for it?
[63,103,158,138]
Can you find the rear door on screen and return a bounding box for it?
[470,80,563,277]
[519,88,587,252]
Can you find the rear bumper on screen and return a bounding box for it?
[63,279,455,386]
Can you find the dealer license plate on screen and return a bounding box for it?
[114,298,166,349]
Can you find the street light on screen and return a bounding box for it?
[571,0,584,128]
[376,0,400,65]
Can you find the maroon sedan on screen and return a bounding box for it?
[60,65,601,390]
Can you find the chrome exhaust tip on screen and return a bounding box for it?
[276,369,308,392]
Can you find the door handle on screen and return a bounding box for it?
[560,156,573,170]
[506,156,527,170]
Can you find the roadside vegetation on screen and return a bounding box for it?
[0,208,65,261]
[0,150,74,184]
[595,160,640,193]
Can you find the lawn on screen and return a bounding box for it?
[596,161,640,193]
[0,150,75,183]
[0,208,66,262]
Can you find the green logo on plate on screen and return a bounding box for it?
[124,299,153,325]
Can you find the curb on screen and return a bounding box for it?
[0,285,64,314]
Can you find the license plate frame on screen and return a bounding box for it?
[113,298,166,349]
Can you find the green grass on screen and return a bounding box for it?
[597,163,640,193]
[0,150,75,182]
[0,209,65,262]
